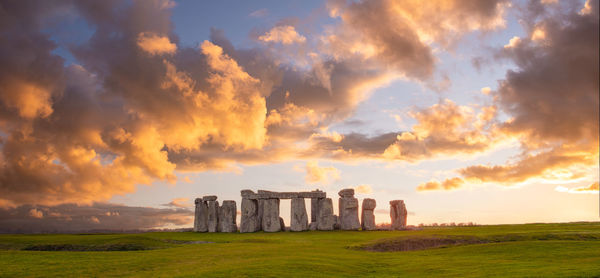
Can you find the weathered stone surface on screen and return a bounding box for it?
[317,198,336,230]
[338,188,355,198]
[203,195,217,202]
[257,199,264,229]
[309,222,318,231]
[219,200,237,232]
[390,200,407,230]
[339,196,360,230]
[247,190,326,200]
[362,198,376,210]
[240,190,255,198]
[361,198,376,231]
[194,198,208,232]
[262,199,281,232]
[207,200,219,232]
[311,197,321,223]
[240,198,260,233]
[290,198,308,231]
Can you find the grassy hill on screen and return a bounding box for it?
[1,222,599,277]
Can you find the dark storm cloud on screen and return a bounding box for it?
[0,203,192,233]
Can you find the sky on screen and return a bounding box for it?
[0,0,598,233]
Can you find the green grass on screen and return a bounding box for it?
[1,222,599,277]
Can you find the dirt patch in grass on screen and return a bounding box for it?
[22,243,154,251]
[359,235,486,252]
[162,239,215,244]
[238,239,272,243]
[358,233,600,252]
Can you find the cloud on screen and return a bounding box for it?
[162,197,191,208]
[0,1,272,206]
[459,144,597,184]
[249,8,268,18]
[137,32,177,55]
[324,0,510,78]
[494,6,599,146]
[305,161,340,184]
[416,177,465,191]
[354,184,373,194]
[555,182,599,194]
[0,0,595,207]
[0,203,192,233]
[259,25,306,44]
[28,208,43,219]
[306,100,500,162]
[418,0,599,191]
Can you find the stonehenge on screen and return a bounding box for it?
[317,198,337,230]
[290,198,309,231]
[193,198,208,232]
[361,198,377,230]
[193,188,407,233]
[390,200,408,230]
[219,200,237,232]
[206,198,219,233]
[262,198,281,232]
[240,198,260,233]
[338,189,360,230]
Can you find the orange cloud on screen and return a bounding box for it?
[555,182,599,194]
[137,32,177,55]
[305,161,340,184]
[459,145,597,185]
[0,80,53,119]
[415,1,599,191]
[354,184,373,194]
[28,208,44,219]
[416,177,465,191]
[259,25,306,44]
[162,197,191,208]
[324,0,509,78]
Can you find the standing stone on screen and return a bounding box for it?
[338,188,354,198]
[279,217,286,231]
[262,198,281,232]
[310,189,324,223]
[338,188,360,230]
[390,200,407,230]
[240,198,260,233]
[207,199,219,233]
[257,199,264,229]
[203,195,217,202]
[317,198,336,230]
[194,198,208,232]
[361,198,376,231]
[290,198,309,231]
[219,200,237,233]
[311,198,320,223]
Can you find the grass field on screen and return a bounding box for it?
[1,222,599,277]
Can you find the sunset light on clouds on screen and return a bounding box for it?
[0,0,597,232]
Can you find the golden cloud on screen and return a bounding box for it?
[137,32,177,55]
[416,1,599,191]
[259,25,306,44]
[555,182,599,194]
[305,161,341,184]
[354,184,373,194]
[416,177,465,191]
